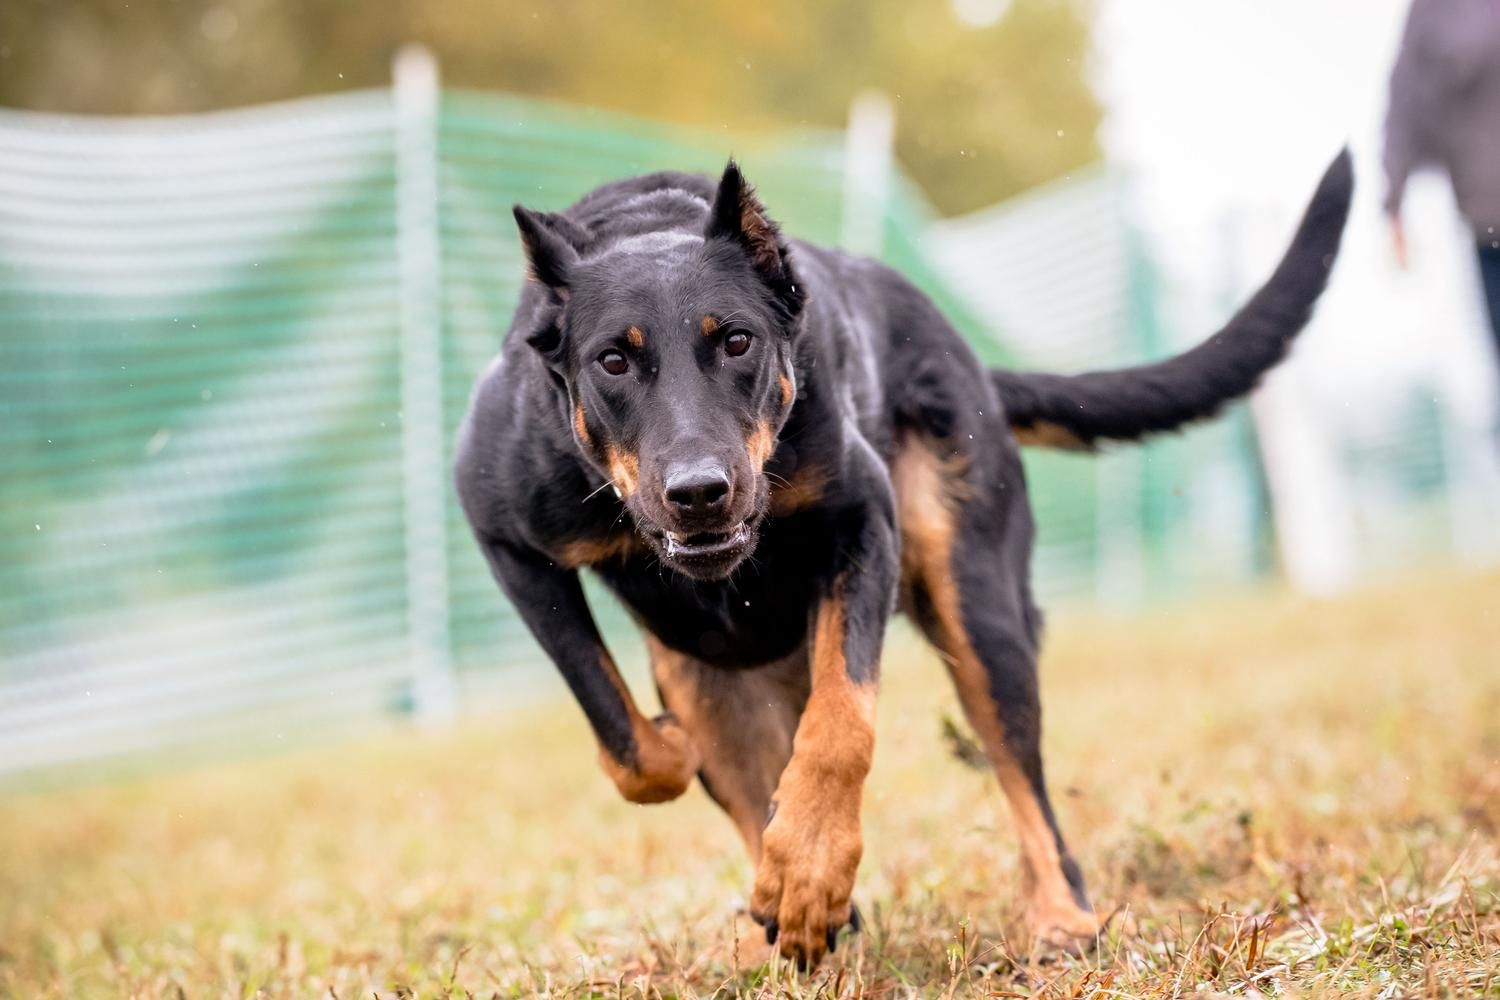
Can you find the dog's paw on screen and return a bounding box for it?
[600,712,700,804]
[1028,902,1107,958]
[747,790,862,969]
[713,904,862,973]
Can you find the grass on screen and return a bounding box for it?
[2,568,1498,998]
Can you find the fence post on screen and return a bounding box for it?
[394,44,456,723]
[840,91,895,257]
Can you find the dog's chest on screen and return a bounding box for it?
[593,523,830,668]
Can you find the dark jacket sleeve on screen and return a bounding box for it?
[1383,0,1440,216]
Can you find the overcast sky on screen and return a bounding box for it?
[1091,0,1497,423]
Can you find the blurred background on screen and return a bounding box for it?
[2,0,1497,785]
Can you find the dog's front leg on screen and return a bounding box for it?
[750,467,898,968]
[479,536,699,803]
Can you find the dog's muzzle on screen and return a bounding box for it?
[664,522,751,559]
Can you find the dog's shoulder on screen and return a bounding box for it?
[453,345,594,547]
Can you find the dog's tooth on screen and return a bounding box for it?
[611,485,622,499]
[666,531,680,543]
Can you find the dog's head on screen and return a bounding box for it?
[514,162,805,580]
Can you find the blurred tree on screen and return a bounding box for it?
[0,0,1099,214]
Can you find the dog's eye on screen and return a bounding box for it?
[598,350,629,376]
[724,332,752,357]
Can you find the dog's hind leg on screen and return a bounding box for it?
[645,635,809,862]
[892,433,1100,953]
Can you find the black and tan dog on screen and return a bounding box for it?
[455,151,1353,967]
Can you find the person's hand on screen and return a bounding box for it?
[1390,214,1409,270]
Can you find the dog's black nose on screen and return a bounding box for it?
[664,463,730,516]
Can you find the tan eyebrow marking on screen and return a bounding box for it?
[626,325,645,349]
[699,315,719,337]
[779,373,795,407]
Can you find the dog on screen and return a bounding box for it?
[454,150,1353,968]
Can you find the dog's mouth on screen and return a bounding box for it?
[664,522,750,557]
[645,519,758,578]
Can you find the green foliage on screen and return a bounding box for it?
[0,0,1100,213]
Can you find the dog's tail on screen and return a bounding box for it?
[995,149,1353,451]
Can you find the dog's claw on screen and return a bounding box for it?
[751,903,863,962]
[822,903,862,957]
[751,910,779,946]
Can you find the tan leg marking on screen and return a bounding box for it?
[647,635,805,859]
[892,437,1099,947]
[593,648,699,804]
[750,580,874,967]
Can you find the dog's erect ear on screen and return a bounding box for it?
[705,161,783,275]
[513,206,580,357]
[513,205,580,295]
[705,161,805,319]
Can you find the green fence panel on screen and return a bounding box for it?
[0,84,1248,783]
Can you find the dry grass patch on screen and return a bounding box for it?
[1,569,1497,997]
